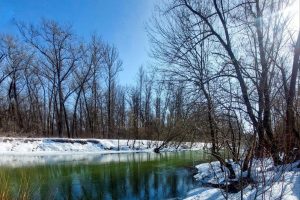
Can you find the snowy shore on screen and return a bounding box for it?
[0,137,208,155]
[185,159,300,200]
[0,137,208,168]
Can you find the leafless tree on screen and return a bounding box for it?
[18,20,81,138]
[102,44,122,138]
[149,0,299,167]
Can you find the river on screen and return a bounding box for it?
[0,151,210,199]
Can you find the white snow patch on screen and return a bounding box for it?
[185,159,300,200]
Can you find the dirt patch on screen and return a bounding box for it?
[49,138,89,145]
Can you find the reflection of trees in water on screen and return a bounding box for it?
[0,151,210,199]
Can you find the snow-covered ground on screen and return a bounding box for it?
[0,137,207,155]
[185,159,300,200]
[0,137,208,167]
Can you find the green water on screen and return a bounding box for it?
[0,151,211,200]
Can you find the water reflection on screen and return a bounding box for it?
[0,151,210,200]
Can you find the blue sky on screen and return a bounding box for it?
[0,0,158,85]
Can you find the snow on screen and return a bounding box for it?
[0,137,207,154]
[0,137,207,165]
[185,159,300,200]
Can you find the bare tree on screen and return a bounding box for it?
[102,44,122,138]
[18,20,80,138]
[149,0,299,167]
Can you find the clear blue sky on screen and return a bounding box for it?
[0,0,158,85]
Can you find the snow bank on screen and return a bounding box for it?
[185,159,300,200]
[0,137,207,155]
[0,137,208,167]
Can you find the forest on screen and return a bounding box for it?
[0,0,299,185]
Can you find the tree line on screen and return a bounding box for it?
[0,20,213,144]
[148,0,300,179]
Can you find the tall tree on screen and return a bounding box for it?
[149,0,298,165]
[102,44,122,138]
[19,20,80,137]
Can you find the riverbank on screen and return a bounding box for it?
[0,137,208,155]
[185,159,300,200]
